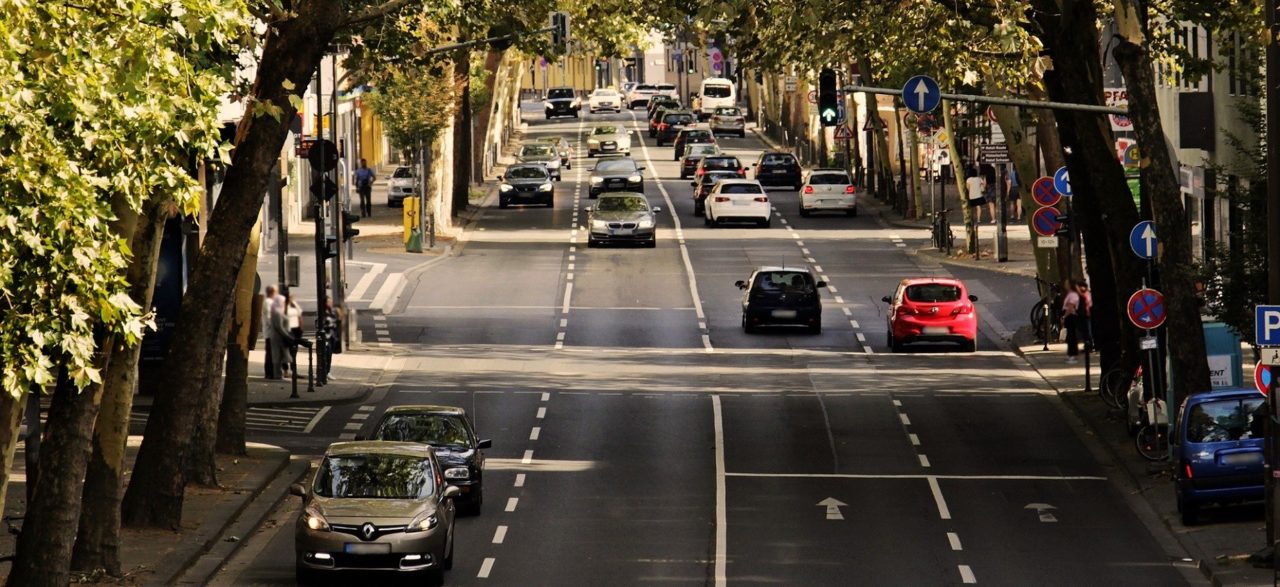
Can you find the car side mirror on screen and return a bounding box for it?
[289,483,307,497]
[477,439,492,449]
[815,281,827,288]
[583,207,592,212]
[968,294,979,302]
[443,486,462,499]
[652,206,662,213]
[637,166,646,171]
[735,280,747,289]
[881,296,892,303]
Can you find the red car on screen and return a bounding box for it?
[882,278,978,352]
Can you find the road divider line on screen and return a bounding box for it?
[919,454,931,468]
[948,532,963,551]
[493,526,507,544]
[514,474,526,487]
[301,406,331,434]
[530,427,541,441]
[522,449,534,464]
[899,413,911,426]
[928,476,952,520]
[541,392,550,401]
[536,407,546,419]
[850,319,860,328]
[561,283,573,314]
[478,557,495,578]
[368,273,404,312]
[959,565,976,584]
[909,433,920,446]
[712,395,727,587]
[505,497,518,512]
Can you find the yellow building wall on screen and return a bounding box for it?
[358,102,387,167]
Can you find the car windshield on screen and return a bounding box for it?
[374,414,472,448]
[536,137,562,146]
[597,196,649,212]
[313,454,435,499]
[594,159,637,173]
[392,167,412,178]
[715,107,741,116]
[703,172,737,184]
[703,157,739,169]
[507,166,548,180]
[905,284,962,303]
[547,88,575,99]
[682,131,711,141]
[521,145,554,157]
[754,271,814,292]
[703,84,733,98]
[809,173,850,185]
[1187,397,1266,442]
[593,126,619,135]
[688,145,719,156]
[762,154,796,165]
[664,114,694,125]
[720,183,762,194]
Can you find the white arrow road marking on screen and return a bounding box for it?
[817,497,847,520]
[1025,502,1058,523]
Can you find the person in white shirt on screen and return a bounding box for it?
[262,285,287,379]
[965,166,988,223]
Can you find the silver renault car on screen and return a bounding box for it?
[293,441,459,583]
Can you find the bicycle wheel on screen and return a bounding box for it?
[1099,368,1127,409]
[1135,425,1168,461]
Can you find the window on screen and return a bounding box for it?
[657,84,676,91]
[1186,398,1266,443]
[546,88,575,100]
[754,271,814,292]
[703,84,732,98]
[715,107,741,116]
[508,166,548,179]
[593,89,618,97]
[703,157,740,170]
[720,183,762,194]
[905,284,962,303]
[393,167,413,178]
[809,173,850,185]
[762,154,795,165]
[521,145,554,156]
[593,126,619,135]
[313,454,435,499]
[664,114,693,125]
[594,159,637,172]
[597,196,649,211]
[374,414,472,448]
[637,84,656,91]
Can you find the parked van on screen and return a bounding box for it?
[697,77,736,119]
[1174,388,1266,525]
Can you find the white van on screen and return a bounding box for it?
[697,77,736,119]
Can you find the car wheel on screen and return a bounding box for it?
[693,204,704,217]
[848,207,858,217]
[443,525,455,569]
[889,332,904,353]
[645,237,657,248]
[809,322,822,335]
[742,313,757,334]
[799,206,811,217]
[704,213,713,227]
[760,217,771,228]
[962,339,977,353]
[498,197,508,209]
[573,113,579,118]
[587,237,598,248]
[545,197,554,208]
[545,115,552,120]
[588,152,594,158]
[295,557,322,586]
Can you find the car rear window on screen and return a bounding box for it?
[762,154,796,165]
[547,88,575,99]
[637,84,656,90]
[683,130,712,139]
[703,157,740,169]
[703,84,733,98]
[1186,397,1266,442]
[715,107,741,116]
[809,173,850,185]
[664,113,694,125]
[754,271,814,292]
[905,284,962,303]
[720,183,762,194]
[657,84,676,91]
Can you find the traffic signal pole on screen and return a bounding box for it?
[330,50,345,351]
[311,63,328,380]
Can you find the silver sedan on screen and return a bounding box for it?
[585,192,661,248]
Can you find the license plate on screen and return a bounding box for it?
[772,310,797,319]
[923,326,950,335]
[1222,452,1262,465]
[733,200,750,206]
[609,229,633,236]
[344,543,391,555]
[772,169,787,174]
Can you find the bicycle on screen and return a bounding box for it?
[1134,394,1169,461]
[1099,363,1139,412]
[1029,276,1062,345]
[931,209,954,253]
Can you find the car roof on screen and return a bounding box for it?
[809,168,849,174]
[716,179,760,185]
[704,154,738,160]
[598,191,648,199]
[507,163,548,172]
[1186,388,1264,403]
[325,441,435,458]
[382,404,468,417]
[761,151,795,156]
[899,277,966,287]
[755,266,813,274]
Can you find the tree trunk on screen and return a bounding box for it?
[71,199,170,575]
[122,1,343,529]
[1032,0,1145,375]
[7,361,106,586]
[943,103,975,255]
[1112,0,1211,401]
[453,45,472,215]
[472,49,503,182]
[216,221,262,457]
[0,390,26,516]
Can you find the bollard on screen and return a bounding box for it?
[290,350,299,399]
[307,344,315,393]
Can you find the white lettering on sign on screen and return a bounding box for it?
[1266,310,1280,341]
[1207,355,1233,388]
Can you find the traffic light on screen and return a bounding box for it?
[686,59,696,74]
[550,12,570,51]
[341,210,360,242]
[818,68,838,127]
[323,236,339,260]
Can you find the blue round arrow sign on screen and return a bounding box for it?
[1129,221,1157,260]
[1053,166,1072,197]
[902,75,941,114]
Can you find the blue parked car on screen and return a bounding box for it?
[1174,388,1266,525]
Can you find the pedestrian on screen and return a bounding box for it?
[284,292,304,369]
[318,300,341,385]
[1075,279,1092,348]
[965,166,987,224]
[269,292,293,378]
[354,158,375,218]
[980,163,998,224]
[262,285,287,379]
[1061,280,1082,364]
[1005,164,1022,221]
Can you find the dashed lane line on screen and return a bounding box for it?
[478,557,495,579]
[493,526,508,544]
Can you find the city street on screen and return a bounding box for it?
[211,107,1196,586]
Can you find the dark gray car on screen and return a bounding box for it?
[517,144,562,181]
[585,192,661,248]
[497,164,554,208]
[588,157,645,198]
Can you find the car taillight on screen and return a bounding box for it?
[736,117,744,123]
[709,138,716,143]
[696,169,705,175]
[845,185,855,194]
[753,196,768,203]
[714,196,730,202]
[658,123,668,131]
[803,186,814,194]
[1184,461,1193,479]
[951,305,974,315]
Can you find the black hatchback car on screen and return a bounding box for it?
[736,267,826,334]
[543,87,579,119]
[364,405,492,515]
[655,111,697,146]
[753,151,802,190]
[589,157,645,198]
[695,155,745,179]
[673,128,715,159]
[497,164,554,208]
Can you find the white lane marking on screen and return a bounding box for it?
[959,565,976,584]
[834,295,845,303]
[842,307,852,316]
[712,395,727,587]
[375,329,390,336]
[568,263,575,270]
[478,557,495,578]
[567,273,574,281]
[631,111,712,352]
[850,319,860,329]
[827,285,838,294]
[301,406,331,434]
[343,422,361,431]
[702,334,714,351]
[514,474,526,487]
[892,399,902,407]
[864,346,874,355]
[541,392,550,402]
[805,257,816,263]
[948,532,963,551]
[813,265,823,273]
[522,449,534,464]
[536,407,546,419]
[347,262,386,301]
[493,525,508,544]
[505,497,519,512]
[369,273,403,312]
[556,332,566,341]
[855,333,866,342]
[560,318,568,328]
[554,340,564,350]
[928,476,952,520]
[338,432,355,440]
[357,405,375,412]
[350,412,369,420]
[796,240,805,246]
[919,454,931,468]
[908,433,921,446]
[561,283,573,313]
[895,243,907,248]
[725,472,1108,481]
[530,427,541,441]
[801,248,811,255]
[899,414,911,426]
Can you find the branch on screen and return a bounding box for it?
[342,0,419,28]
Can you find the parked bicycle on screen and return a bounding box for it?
[931,208,954,253]
[1099,363,1140,412]
[1029,275,1062,344]
[1134,394,1169,461]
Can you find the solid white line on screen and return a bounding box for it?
[948,532,963,551]
[368,273,404,312]
[541,392,550,401]
[530,427,541,441]
[505,497,519,512]
[301,406,331,434]
[522,449,534,464]
[928,477,952,520]
[514,474,526,487]
[536,407,546,419]
[712,395,727,587]
[959,565,976,584]
[478,557,495,578]
[493,525,508,544]
[725,472,1107,481]
[561,283,573,313]
[347,262,386,301]
[909,433,920,446]
[919,454,931,468]
[899,413,911,426]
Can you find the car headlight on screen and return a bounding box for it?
[590,177,603,185]
[302,507,330,532]
[444,467,470,480]
[627,174,642,183]
[538,183,553,192]
[546,159,560,168]
[638,217,655,229]
[407,512,439,533]
[591,219,609,230]
[499,184,513,192]
[587,139,600,146]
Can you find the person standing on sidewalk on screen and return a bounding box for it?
[1005,164,1022,221]
[354,159,375,218]
[262,284,286,379]
[965,166,987,223]
[284,292,305,371]
[1075,279,1092,350]
[269,293,293,378]
[980,163,998,224]
[1061,280,1082,363]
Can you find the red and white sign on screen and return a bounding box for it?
[807,90,817,105]
[834,125,853,140]
[1104,87,1131,132]
[1256,362,1273,395]
[1127,288,1167,330]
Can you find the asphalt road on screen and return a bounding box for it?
[210,106,1195,586]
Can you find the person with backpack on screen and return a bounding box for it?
[354,159,375,218]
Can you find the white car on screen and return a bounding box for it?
[799,169,857,217]
[585,125,632,157]
[626,84,659,108]
[587,89,622,113]
[704,179,770,228]
[655,83,678,100]
[387,166,416,207]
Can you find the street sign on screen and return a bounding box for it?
[307,139,338,173]
[1031,177,1059,207]
[1032,206,1062,237]
[1129,221,1158,260]
[1256,305,1280,346]
[1037,236,1059,248]
[1255,362,1273,395]
[1053,166,1072,197]
[979,143,1010,163]
[834,125,854,140]
[902,75,941,114]
[861,114,880,131]
[785,76,797,92]
[1140,336,1158,350]
[934,129,949,145]
[1262,348,1280,365]
[1127,288,1167,330]
[807,90,817,104]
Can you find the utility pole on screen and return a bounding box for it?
[329,49,345,347]
[311,62,328,378]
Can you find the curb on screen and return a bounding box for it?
[250,347,395,409]
[147,444,291,586]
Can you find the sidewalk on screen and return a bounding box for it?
[1018,330,1268,585]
